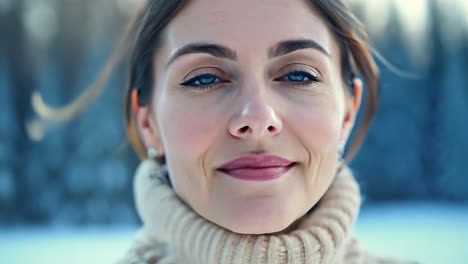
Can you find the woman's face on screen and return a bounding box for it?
[138,0,361,234]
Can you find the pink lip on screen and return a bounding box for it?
[217,154,296,181]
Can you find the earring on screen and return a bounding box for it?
[147,147,158,159]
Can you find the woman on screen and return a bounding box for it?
[115,0,421,263]
[32,0,415,263]
[113,0,419,263]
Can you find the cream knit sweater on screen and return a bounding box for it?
[117,160,417,264]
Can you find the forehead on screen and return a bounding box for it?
[163,0,336,58]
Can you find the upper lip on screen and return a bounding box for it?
[218,154,295,170]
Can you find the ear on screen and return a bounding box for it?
[340,78,363,143]
[136,106,165,157]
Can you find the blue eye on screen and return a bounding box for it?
[275,70,320,86]
[179,73,227,90]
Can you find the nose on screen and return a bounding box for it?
[228,89,283,140]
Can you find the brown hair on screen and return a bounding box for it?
[33,0,379,164]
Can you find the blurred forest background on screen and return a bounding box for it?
[0,0,467,227]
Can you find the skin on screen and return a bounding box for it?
[137,0,362,234]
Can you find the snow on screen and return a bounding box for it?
[1,202,467,264]
[355,202,468,264]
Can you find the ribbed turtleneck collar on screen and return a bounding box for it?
[133,159,362,264]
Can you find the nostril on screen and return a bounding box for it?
[239,126,249,133]
[268,126,275,132]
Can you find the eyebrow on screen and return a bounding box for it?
[165,43,237,70]
[164,39,329,70]
[268,39,330,58]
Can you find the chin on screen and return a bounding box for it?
[217,207,300,235]
[201,188,307,235]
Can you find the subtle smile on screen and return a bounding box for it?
[217,154,297,181]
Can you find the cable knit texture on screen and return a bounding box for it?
[117,160,417,264]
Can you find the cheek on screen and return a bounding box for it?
[287,97,343,206]
[157,96,223,165]
[155,96,224,205]
[289,98,343,153]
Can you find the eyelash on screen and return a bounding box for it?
[179,70,321,90]
[273,70,321,86]
[179,73,228,91]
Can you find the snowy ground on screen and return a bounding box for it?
[1,202,467,264]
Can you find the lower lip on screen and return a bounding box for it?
[218,164,295,181]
